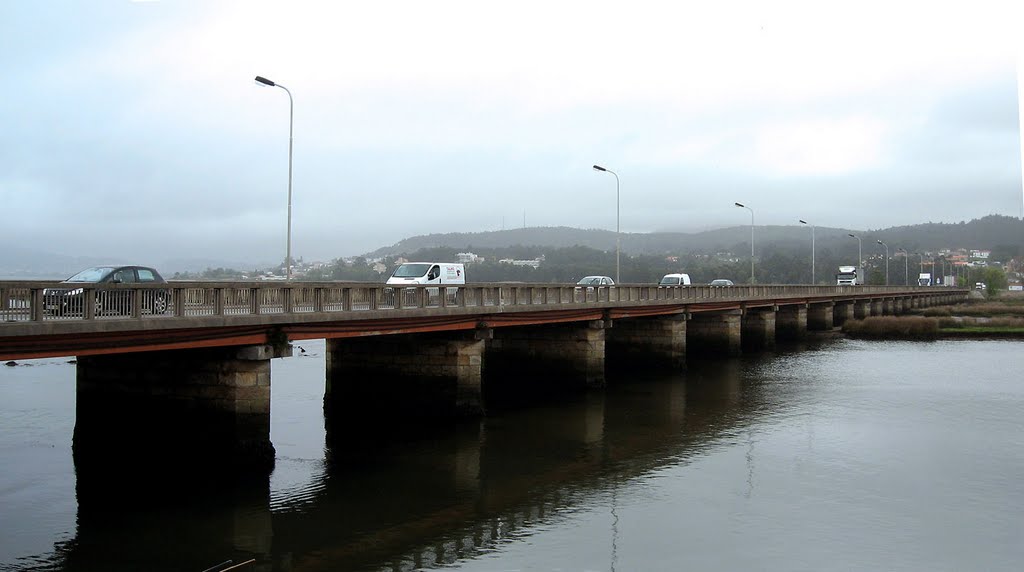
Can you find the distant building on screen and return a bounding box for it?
[457,252,483,263]
[498,257,542,268]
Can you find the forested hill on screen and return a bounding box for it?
[368,215,1024,260]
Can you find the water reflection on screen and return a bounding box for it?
[23,347,790,572]
[8,338,1022,571]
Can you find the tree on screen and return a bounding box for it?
[978,266,1008,298]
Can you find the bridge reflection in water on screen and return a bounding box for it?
[45,352,777,572]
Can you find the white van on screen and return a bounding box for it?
[387,262,466,286]
[659,273,691,286]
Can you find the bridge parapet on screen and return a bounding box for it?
[0,281,969,361]
[1,280,950,324]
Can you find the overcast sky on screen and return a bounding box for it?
[3,0,1023,265]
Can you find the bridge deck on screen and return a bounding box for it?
[1,281,961,360]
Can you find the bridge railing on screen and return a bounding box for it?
[0,281,952,325]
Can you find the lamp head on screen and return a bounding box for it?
[877,240,884,245]
[799,219,807,225]
[592,164,607,172]
[734,202,745,208]
[849,233,856,238]
[254,75,276,87]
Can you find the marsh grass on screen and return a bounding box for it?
[920,299,1024,318]
[937,316,1024,330]
[842,316,939,339]
[878,293,1024,337]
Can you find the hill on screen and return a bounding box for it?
[368,215,1024,260]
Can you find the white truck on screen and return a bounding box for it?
[836,266,861,285]
[386,262,466,305]
[918,272,932,286]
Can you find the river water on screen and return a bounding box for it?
[1,337,1022,571]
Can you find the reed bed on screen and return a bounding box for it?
[937,316,1024,330]
[842,316,939,339]
[920,301,1024,318]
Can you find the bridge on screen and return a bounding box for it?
[1,280,967,469]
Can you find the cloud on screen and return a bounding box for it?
[1,0,1021,267]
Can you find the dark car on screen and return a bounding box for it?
[44,265,168,317]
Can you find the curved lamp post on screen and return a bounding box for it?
[849,233,863,284]
[877,239,889,286]
[799,219,815,284]
[255,75,294,280]
[592,165,620,283]
[735,202,754,283]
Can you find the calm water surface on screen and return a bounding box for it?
[1,338,1022,571]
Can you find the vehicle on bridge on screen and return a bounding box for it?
[577,276,615,288]
[43,265,168,317]
[836,266,861,285]
[918,273,932,286]
[709,279,734,286]
[386,262,465,287]
[659,273,691,286]
[386,262,465,305]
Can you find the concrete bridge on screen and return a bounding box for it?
[0,280,967,469]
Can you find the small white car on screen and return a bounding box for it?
[577,276,615,287]
[709,279,734,286]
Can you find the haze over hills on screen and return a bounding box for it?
[3,215,1021,279]
[370,215,1024,261]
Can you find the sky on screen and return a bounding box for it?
[2,0,1023,267]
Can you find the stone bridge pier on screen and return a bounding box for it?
[808,302,834,331]
[687,310,741,356]
[74,344,288,472]
[606,314,687,371]
[741,307,775,351]
[325,331,487,424]
[833,301,855,326]
[776,304,808,340]
[484,321,606,405]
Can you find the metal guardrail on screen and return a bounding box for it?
[0,281,953,325]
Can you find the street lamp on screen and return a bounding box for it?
[897,248,908,285]
[877,240,889,285]
[255,75,295,280]
[799,219,815,284]
[592,165,620,283]
[735,202,754,283]
[848,234,862,284]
